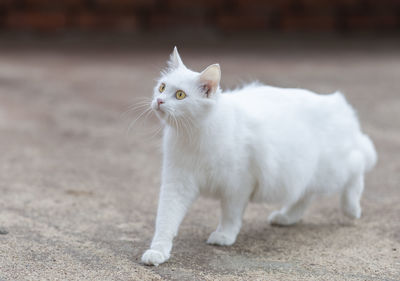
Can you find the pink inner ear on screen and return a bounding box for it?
[202,83,211,97]
[203,81,218,98]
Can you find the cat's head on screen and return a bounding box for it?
[151,47,221,126]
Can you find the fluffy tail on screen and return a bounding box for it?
[358,134,377,172]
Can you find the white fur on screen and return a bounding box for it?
[141,47,377,266]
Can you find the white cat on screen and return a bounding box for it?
[141,47,377,266]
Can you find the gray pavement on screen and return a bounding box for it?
[0,38,399,280]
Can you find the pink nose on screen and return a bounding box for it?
[157,98,164,106]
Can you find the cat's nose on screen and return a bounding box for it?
[157,98,164,107]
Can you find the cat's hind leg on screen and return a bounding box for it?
[341,150,365,219]
[268,194,313,226]
[341,174,364,219]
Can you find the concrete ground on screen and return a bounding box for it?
[0,37,399,280]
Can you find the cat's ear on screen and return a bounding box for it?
[168,46,185,69]
[199,64,221,97]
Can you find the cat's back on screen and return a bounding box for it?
[220,83,362,153]
[225,83,330,110]
[223,83,356,126]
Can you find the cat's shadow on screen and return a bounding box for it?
[227,220,355,256]
[175,219,356,262]
[141,220,358,275]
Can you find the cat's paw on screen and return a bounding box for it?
[268,211,294,226]
[141,249,168,266]
[342,202,362,219]
[207,231,236,246]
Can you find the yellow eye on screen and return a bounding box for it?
[175,90,186,100]
[159,83,166,93]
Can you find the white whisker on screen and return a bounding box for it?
[126,106,152,134]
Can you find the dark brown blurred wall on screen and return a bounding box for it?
[0,0,399,33]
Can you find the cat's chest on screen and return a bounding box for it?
[169,139,225,169]
[165,135,250,195]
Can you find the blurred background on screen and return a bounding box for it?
[0,0,399,35]
[0,1,399,280]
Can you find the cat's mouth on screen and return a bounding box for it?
[153,105,165,114]
[152,103,167,120]
[151,100,163,112]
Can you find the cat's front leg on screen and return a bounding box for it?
[142,182,197,266]
[207,195,249,246]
